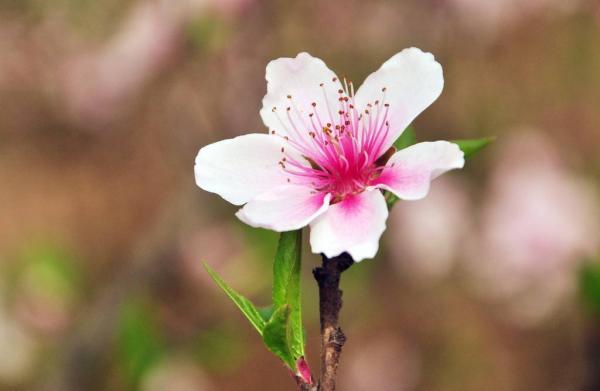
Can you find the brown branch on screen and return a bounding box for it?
[297,381,317,391]
[313,252,354,391]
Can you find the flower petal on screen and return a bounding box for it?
[194,133,289,205]
[260,52,343,142]
[236,186,331,231]
[309,190,388,262]
[373,141,464,201]
[354,48,444,155]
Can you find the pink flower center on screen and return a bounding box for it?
[270,78,393,202]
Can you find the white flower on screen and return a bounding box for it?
[195,49,464,261]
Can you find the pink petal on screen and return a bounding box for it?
[373,141,464,201]
[260,53,343,142]
[354,48,444,156]
[309,190,388,262]
[236,186,331,231]
[194,133,290,205]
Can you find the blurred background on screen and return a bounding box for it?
[1,0,600,390]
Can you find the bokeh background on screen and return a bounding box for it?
[1,0,600,390]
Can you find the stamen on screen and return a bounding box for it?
[320,84,336,127]
[275,82,391,200]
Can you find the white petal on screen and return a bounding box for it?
[236,186,331,231]
[354,48,444,155]
[260,52,343,141]
[374,141,464,201]
[309,190,388,262]
[194,133,289,205]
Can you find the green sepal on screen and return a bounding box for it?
[384,191,400,210]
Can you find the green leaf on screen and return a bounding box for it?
[258,305,275,323]
[272,230,304,360]
[452,137,495,159]
[393,126,417,150]
[262,305,295,369]
[203,262,267,335]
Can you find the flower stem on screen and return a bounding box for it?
[313,252,354,391]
